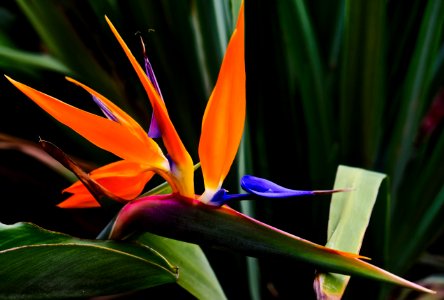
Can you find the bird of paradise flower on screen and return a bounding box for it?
[5,3,433,294]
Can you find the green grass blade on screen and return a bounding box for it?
[314,165,387,299]
[16,0,124,103]
[276,0,334,182]
[391,130,444,272]
[387,0,444,195]
[0,46,71,74]
[340,0,386,167]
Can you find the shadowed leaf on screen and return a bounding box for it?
[0,222,176,299]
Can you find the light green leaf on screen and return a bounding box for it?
[314,165,387,299]
[138,233,227,300]
[0,222,176,299]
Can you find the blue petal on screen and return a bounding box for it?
[91,94,119,122]
[241,175,315,198]
[140,37,164,139]
[207,176,347,206]
[208,189,251,206]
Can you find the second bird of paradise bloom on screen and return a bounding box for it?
[5,4,434,294]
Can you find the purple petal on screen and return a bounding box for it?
[140,37,163,138]
[241,175,315,198]
[147,114,161,138]
[91,94,119,122]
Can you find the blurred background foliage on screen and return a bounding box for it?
[0,0,443,299]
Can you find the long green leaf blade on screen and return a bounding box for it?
[276,0,334,182]
[387,0,444,195]
[0,46,71,74]
[340,0,386,166]
[16,0,124,103]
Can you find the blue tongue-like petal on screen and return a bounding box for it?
[241,175,315,198]
[207,175,348,206]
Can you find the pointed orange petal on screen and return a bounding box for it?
[105,17,194,197]
[65,77,147,141]
[199,3,245,201]
[58,192,100,208]
[6,76,169,171]
[63,160,151,194]
[61,160,155,208]
[65,77,165,162]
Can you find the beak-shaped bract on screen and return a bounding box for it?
[198,4,245,203]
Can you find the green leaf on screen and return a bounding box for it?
[314,165,387,299]
[389,125,444,273]
[0,46,71,74]
[15,0,125,104]
[339,0,386,166]
[0,222,177,299]
[137,233,227,300]
[387,0,444,195]
[277,0,334,182]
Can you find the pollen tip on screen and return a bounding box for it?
[139,36,147,55]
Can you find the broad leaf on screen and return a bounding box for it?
[0,222,177,299]
[314,165,387,299]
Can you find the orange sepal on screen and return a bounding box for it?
[198,3,245,200]
[105,17,194,197]
[58,192,101,208]
[6,76,168,170]
[65,77,148,144]
[60,160,155,208]
[65,77,167,170]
